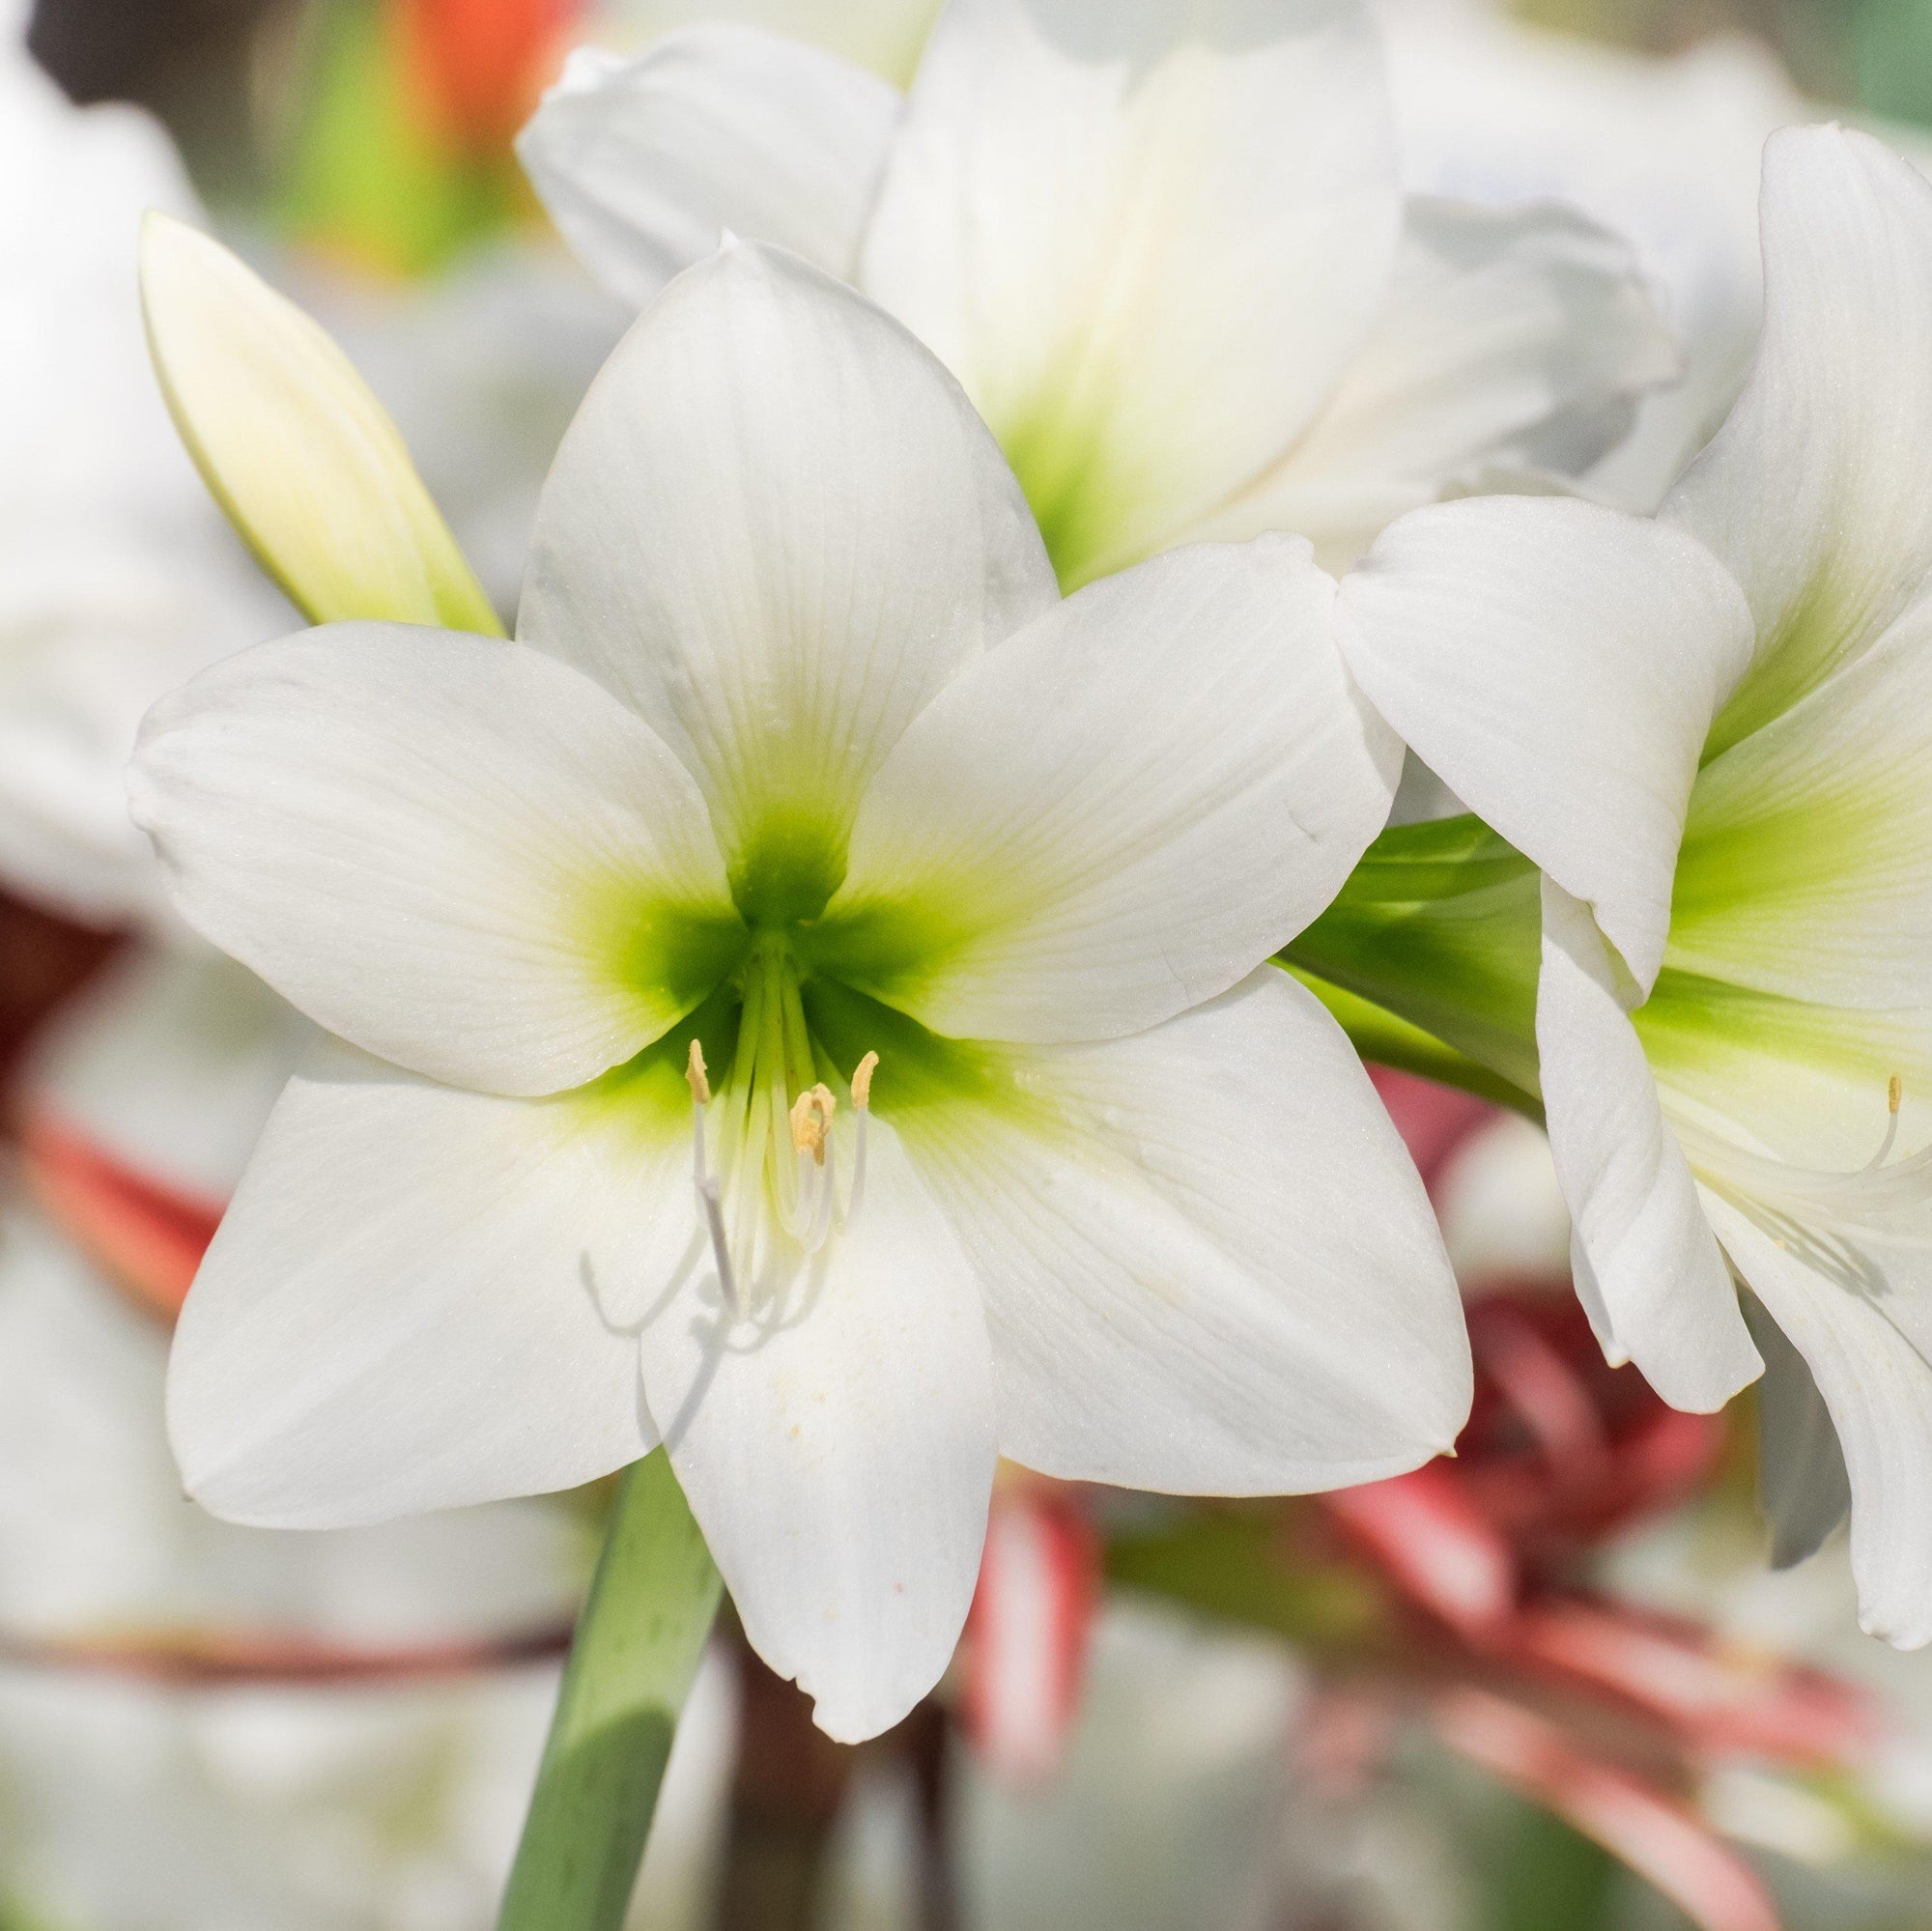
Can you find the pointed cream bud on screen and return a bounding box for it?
[851,1050,879,1111]
[139,212,501,635]
[685,1037,712,1107]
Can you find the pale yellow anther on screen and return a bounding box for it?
[685,1038,712,1108]
[790,1084,837,1165]
[1890,1073,1904,1116]
[851,1051,879,1112]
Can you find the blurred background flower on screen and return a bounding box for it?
[10,0,1932,1924]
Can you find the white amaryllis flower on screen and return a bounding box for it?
[518,0,1676,588]
[132,239,1469,1741]
[1336,125,1932,1648]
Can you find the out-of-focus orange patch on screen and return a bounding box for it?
[401,0,580,156]
[18,1112,224,1324]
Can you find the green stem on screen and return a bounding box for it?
[1281,812,1547,1107]
[497,1453,724,1931]
[1284,965,1544,1123]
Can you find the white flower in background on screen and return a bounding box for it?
[0,1200,741,1931]
[1338,126,1932,1648]
[954,1602,1304,1931]
[519,0,1676,586]
[132,238,1469,1742]
[1380,0,1932,513]
[0,6,283,925]
[1431,1110,1572,1294]
[1378,0,1806,512]
[802,1598,1309,1931]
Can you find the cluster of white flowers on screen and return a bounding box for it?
[12,0,1932,1910]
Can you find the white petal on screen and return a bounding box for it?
[859,0,1400,585]
[1665,126,1932,753]
[1703,1193,1932,1647]
[1537,879,1762,1410]
[1337,494,1754,989]
[815,538,1396,1043]
[520,241,1055,911]
[639,1122,996,1742]
[1668,598,1932,1008]
[131,623,737,1098]
[518,31,901,308]
[1635,973,1932,1181]
[1185,196,1678,572]
[167,1042,677,1528]
[889,968,1471,1492]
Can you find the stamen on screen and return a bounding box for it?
[789,1085,837,1165]
[848,1051,879,1222]
[1677,1071,1932,1239]
[1860,1074,1905,1176]
[785,1084,838,1254]
[685,1037,737,1314]
[851,1051,878,1111]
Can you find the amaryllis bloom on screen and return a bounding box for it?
[1336,127,1932,1648]
[132,240,1469,1741]
[517,0,1676,588]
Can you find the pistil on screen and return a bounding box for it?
[684,939,884,1298]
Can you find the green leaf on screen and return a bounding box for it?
[498,1453,723,1931]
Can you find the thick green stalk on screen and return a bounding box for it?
[1286,967,1543,1123]
[498,1452,723,1931]
[1283,813,1545,1110]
